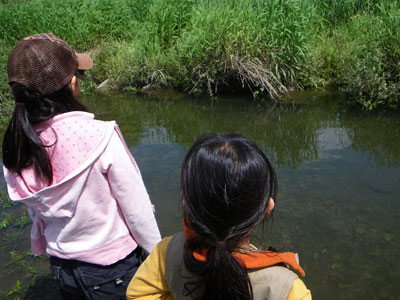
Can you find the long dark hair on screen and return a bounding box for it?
[2,81,88,184]
[181,133,277,300]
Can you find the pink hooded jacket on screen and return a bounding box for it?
[3,111,161,265]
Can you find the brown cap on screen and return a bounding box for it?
[7,33,93,96]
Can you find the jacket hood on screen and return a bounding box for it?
[3,112,115,220]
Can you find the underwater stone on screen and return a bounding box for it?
[363,273,373,280]
[330,263,340,270]
[355,227,366,234]
[383,233,393,242]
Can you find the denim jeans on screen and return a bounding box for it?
[50,247,146,300]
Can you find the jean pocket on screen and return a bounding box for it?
[79,265,128,288]
[50,265,78,290]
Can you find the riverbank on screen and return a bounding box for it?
[0,0,399,125]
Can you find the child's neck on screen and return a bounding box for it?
[237,236,252,251]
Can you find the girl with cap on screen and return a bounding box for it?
[2,33,161,299]
[126,134,311,300]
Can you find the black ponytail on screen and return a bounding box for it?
[183,234,252,299]
[2,82,88,184]
[181,134,277,300]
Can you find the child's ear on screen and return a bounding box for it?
[69,75,76,89]
[68,75,79,98]
[265,197,275,216]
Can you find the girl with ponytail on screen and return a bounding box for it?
[3,82,87,184]
[2,33,161,299]
[127,134,311,300]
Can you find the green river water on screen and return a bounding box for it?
[0,90,399,299]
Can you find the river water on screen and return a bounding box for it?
[0,90,399,299]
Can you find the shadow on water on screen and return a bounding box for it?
[0,90,399,299]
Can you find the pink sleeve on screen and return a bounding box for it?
[100,129,161,254]
[27,207,47,256]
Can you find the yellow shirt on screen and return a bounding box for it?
[127,237,312,300]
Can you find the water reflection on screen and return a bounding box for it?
[341,112,400,168]
[83,91,400,168]
[0,91,399,299]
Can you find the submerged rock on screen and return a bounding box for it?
[383,233,393,242]
[355,227,366,234]
[330,263,340,270]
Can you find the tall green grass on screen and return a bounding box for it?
[90,0,318,96]
[309,1,400,110]
[312,0,382,25]
[0,40,13,125]
[0,0,399,119]
[0,0,149,49]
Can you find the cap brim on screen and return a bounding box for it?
[76,53,93,70]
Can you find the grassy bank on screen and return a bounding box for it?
[0,0,399,124]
